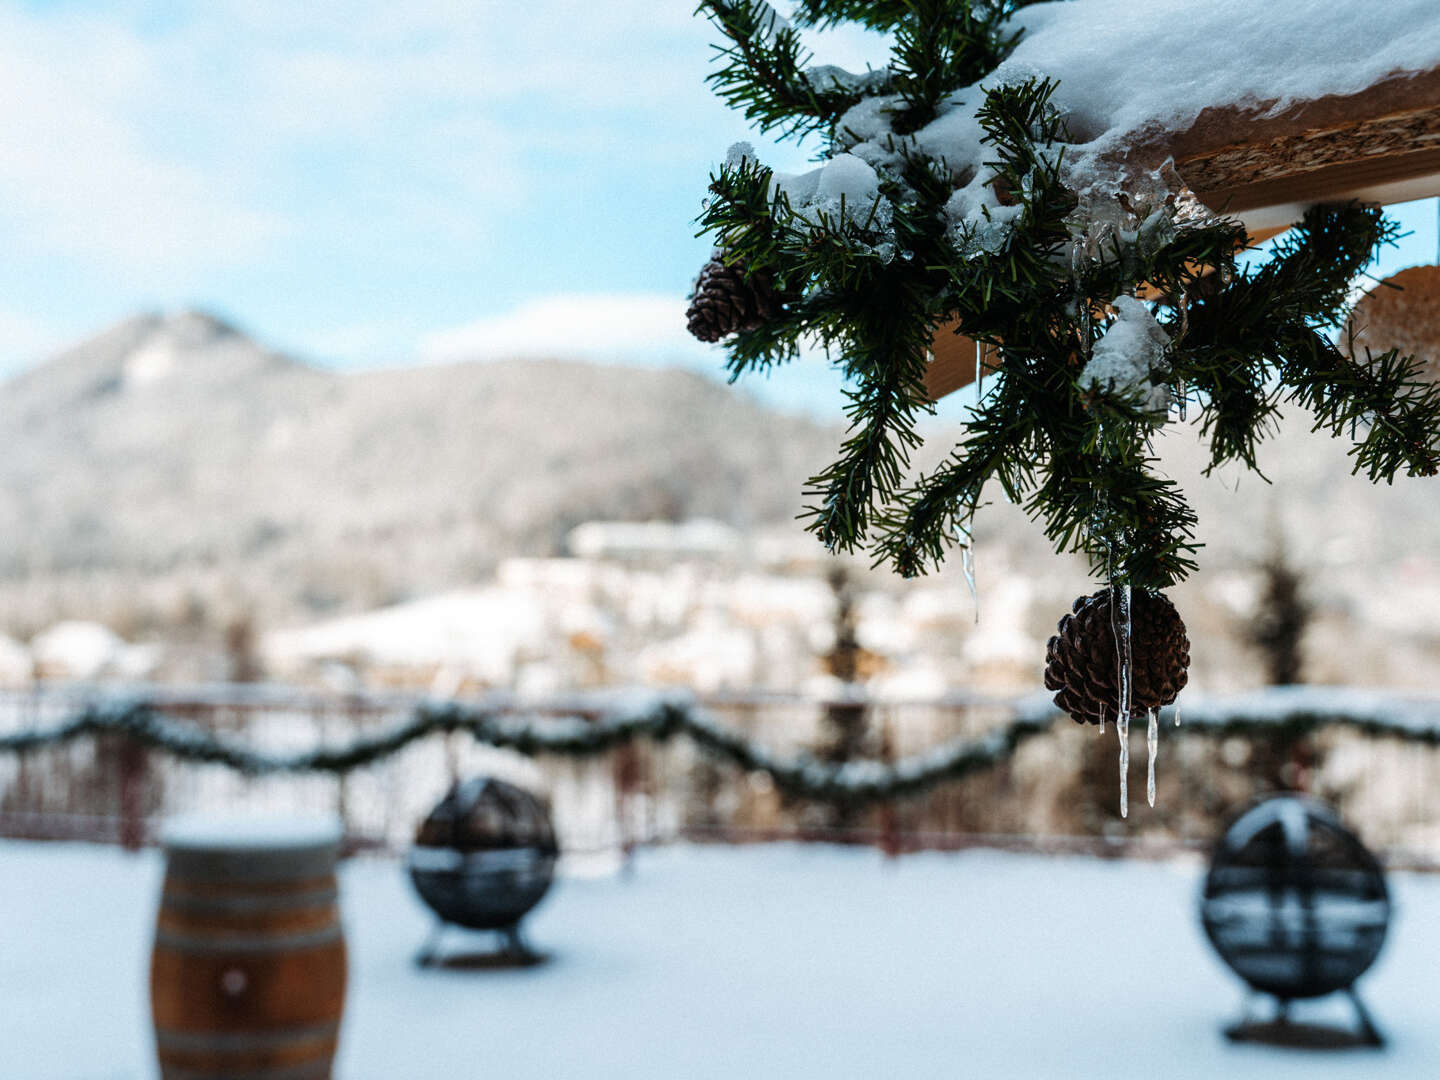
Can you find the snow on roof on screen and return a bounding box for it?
[264,587,549,676]
[997,0,1440,160]
[567,519,742,560]
[29,621,128,680]
[811,0,1440,227]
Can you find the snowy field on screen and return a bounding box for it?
[2,841,1439,1080]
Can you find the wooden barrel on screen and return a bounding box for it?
[150,818,347,1080]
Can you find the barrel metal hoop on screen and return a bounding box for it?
[163,846,339,883]
[154,924,344,953]
[160,887,339,915]
[156,1020,340,1054]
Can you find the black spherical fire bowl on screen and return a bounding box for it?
[1200,796,1389,1046]
[408,777,558,962]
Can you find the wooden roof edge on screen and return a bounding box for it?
[922,66,1440,401]
[1167,67,1440,230]
[1166,67,1440,163]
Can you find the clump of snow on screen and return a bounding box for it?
[836,93,903,149]
[771,152,891,229]
[1079,296,1173,415]
[888,0,1440,186]
[751,0,791,43]
[29,620,155,681]
[814,152,880,205]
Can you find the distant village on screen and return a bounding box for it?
[1,519,1041,702]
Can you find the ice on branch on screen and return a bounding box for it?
[945,173,1022,256]
[1080,296,1173,416]
[725,141,757,170]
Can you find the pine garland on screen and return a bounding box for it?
[692,1,1440,591]
[3,690,1440,804]
[0,696,1055,802]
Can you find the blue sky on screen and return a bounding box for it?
[0,1,1435,420]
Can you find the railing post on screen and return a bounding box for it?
[118,736,147,851]
[613,743,642,872]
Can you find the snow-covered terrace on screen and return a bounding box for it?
[4,841,1438,1079]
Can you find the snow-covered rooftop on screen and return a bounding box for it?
[783,0,1440,238]
[996,0,1440,159]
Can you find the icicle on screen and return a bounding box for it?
[1098,704,1106,735]
[954,511,979,623]
[1071,241,1092,361]
[975,339,984,402]
[1173,290,1190,425]
[1117,709,1129,819]
[1174,703,1181,728]
[961,544,979,624]
[1111,587,1134,722]
[1146,707,1158,808]
[1111,584,1133,818]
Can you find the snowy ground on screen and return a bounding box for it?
[2,841,1438,1080]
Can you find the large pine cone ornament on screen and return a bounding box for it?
[686,255,788,342]
[1044,588,1189,725]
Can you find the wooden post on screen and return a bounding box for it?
[877,716,902,859]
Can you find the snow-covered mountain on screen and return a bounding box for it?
[0,310,840,627]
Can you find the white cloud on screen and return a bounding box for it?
[418,293,707,364]
[415,291,853,420]
[0,0,893,360]
[0,9,287,276]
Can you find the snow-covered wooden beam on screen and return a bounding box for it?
[924,69,1440,403]
[1167,68,1440,234]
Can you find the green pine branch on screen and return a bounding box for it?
[692,0,1428,595]
[699,0,883,142]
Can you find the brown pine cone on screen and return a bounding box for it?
[1044,587,1189,725]
[685,254,788,342]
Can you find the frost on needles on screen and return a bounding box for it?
[692,0,1440,594]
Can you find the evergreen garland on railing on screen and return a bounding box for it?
[2,688,1438,805]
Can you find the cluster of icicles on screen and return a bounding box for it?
[970,309,1186,817]
[1100,583,1180,818]
[955,523,1178,818]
